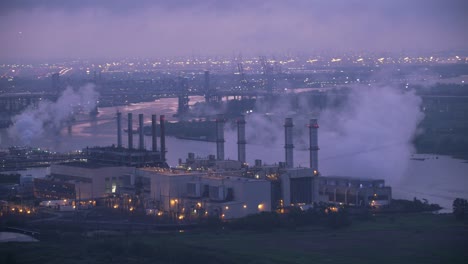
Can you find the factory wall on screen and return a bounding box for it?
[136,168,271,219]
[50,164,135,199]
[201,176,271,218]
[318,176,392,206]
[280,168,320,206]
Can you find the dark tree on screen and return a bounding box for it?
[453,198,468,220]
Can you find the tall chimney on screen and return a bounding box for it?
[284,118,294,168]
[309,119,319,175]
[237,115,246,163]
[151,114,157,152]
[204,71,210,102]
[117,112,122,148]
[139,114,144,150]
[204,71,210,92]
[127,113,133,150]
[216,114,225,160]
[160,115,166,161]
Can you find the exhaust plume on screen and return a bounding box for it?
[8,83,99,145]
[235,83,424,185]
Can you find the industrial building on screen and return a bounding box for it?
[137,167,271,220]
[177,115,392,211]
[48,163,134,200]
[34,112,168,201]
[35,110,391,218]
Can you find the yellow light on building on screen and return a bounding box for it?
[113,204,118,209]
[258,204,264,210]
[197,202,202,207]
[225,206,229,210]
[178,215,184,220]
[27,210,31,214]
[243,204,247,209]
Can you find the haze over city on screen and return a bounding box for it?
[1,1,467,264]
[1,0,467,60]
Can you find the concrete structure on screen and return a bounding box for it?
[127,113,133,149]
[160,115,166,161]
[284,118,294,168]
[215,114,225,161]
[139,114,145,150]
[33,178,75,200]
[117,112,122,148]
[318,176,392,206]
[151,114,157,152]
[237,115,246,164]
[84,146,166,167]
[49,163,135,199]
[137,168,271,220]
[280,168,321,207]
[309,118,319,174]
[181,153,242,171]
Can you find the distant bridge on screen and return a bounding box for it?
[0,93,58,114]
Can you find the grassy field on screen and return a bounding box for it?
[1,213,467,264]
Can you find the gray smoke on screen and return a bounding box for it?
[231,84,424,185]
[8,83,99,145]
[318,85,424,185]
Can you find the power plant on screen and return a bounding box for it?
[32,112,391,220]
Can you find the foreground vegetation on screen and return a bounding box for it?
[1,213,467,264]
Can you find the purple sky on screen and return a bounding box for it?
[1,0,467,60]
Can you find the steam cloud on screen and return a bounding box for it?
[8,84,99,145]
[233,84,424,185]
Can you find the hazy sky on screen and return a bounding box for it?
[1,0,467,60]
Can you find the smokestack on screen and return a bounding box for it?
[216,114,225,160]
[117,112,122,148]
[284,118,294,168]
[127,113,133,150]
[139,114,144,150]
[204,71,210,102]
[237,115,246,163]
[309,119,319,175]
[152,114,157,152]
[204,71,210,92]
[160,115,166,161]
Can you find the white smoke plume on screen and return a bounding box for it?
[8,83,99,144]
[233,84,424,186]
[318,86,424,185]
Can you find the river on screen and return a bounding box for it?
[1,96,467,212]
